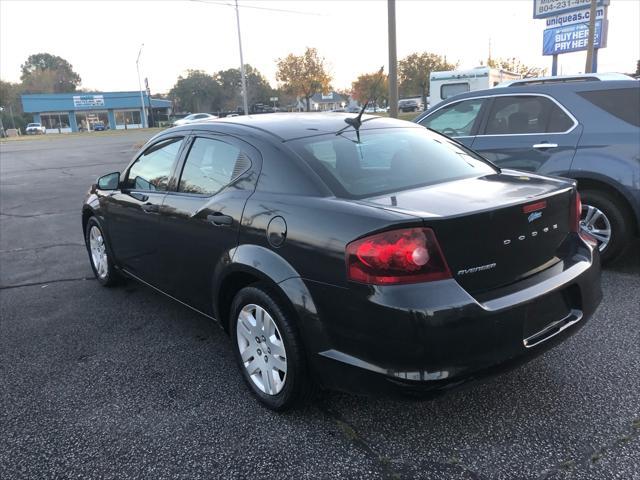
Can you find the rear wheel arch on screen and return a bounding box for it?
[215,261,311,336]
[573,177,637,234]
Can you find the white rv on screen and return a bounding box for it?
[429,67,521,107]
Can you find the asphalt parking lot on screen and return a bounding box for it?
[1,131,639,480]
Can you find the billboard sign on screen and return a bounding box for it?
[533,0,609,19]
[73,95,105,108]
[544,6,605,28]
[542,19,606,55]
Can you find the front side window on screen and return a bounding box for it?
[290,127,496,198]
[419,98,484,137]
[126,138,183,191]
[484,95,574,135]
[178,137,249,195]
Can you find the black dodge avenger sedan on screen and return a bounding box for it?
[82,113,602,410]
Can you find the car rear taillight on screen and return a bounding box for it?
[570,190,582,233]
[346,227,452,285]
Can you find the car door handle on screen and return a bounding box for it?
[141,203,159,213]
[207,213,233,226]
[532,143,558,149]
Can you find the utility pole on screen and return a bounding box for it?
[585,0,598,73]
[235,0,249,116]
[387,0,398,118]
[8,105,17,129]
[136,44,147,128]
[145,77,155,128]
[0,107,5,137]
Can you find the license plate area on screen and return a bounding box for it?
[523,290,571,340]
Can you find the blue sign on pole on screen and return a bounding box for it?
[533,0,609,19]
[542,19,604,56]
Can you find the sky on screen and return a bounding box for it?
[1,0,639,94]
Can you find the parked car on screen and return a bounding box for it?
[25,123,46,135]
[364,105,387,113]
[92,122,107,131]
[414,75,640,263]
[398,99,421,112]
[83,113,601,410]
[172,113,218,126]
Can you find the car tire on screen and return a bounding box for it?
[230,284,314,411]
[579,189,631,264]
[84,216,121,286]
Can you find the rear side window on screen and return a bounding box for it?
[577,87,640,127]
[178,137,250,195]
[484,95,574,134]
[290,127,496,198]
[127,137,184,191]
[419,98,484,136]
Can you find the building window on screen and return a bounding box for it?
[115,110,142,129]
[40,113,70,131]
[75,111,109,131]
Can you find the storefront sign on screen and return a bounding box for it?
[73,95,105,107]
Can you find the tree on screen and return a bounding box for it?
[351,70,388,111]
[217,64,273,111]
[635,59,640,77]
[487,57,546,78]
[276,47,331,112]
[399,52,456,108]
[0,80,29,131]
[168,70,221,113]
[20,53,81,93]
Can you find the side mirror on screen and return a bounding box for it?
[97,172,120,190]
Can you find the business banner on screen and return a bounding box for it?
[542,19,606,55]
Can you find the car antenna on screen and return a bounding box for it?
[340,66,385,143]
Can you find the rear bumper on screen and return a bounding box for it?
[292,238,602,397]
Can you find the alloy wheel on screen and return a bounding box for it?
[580,204,611,252]
[89,225,109,279]
[236,304,287,395]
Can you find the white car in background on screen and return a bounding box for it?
[25,123,47,135]
[172,113,218,126]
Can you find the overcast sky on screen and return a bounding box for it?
[1,0,638,94]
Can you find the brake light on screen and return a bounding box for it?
[346,227,452,285]
[522,200,547,214]
[570,190,582,233]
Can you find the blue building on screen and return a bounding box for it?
[21,91,171,133]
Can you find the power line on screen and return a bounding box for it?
[189,0,326,17]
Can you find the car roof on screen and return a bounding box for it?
[423,79,639,112]
[497,72,634,87]
[181,112,416,141]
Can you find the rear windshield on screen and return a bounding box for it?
[289,127,496,198]
[577,87,640,127]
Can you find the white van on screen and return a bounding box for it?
[429,67,521,107]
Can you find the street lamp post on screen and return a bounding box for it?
[235,0,249,116]
[136,44,147,128]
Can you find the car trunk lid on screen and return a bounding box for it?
[360,171,575,294]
